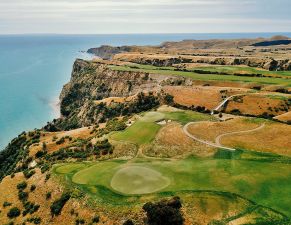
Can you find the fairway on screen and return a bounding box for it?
[110,65,291,86]
[111,165,170,194]
[55,154,291,217]
[110,110,215,145]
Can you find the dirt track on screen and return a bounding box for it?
[183,122,265,151]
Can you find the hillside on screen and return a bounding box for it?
[0,37,291,225]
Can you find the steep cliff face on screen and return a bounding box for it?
[87,45,132,59]
[54,59,190,129]
[60,59,161,116]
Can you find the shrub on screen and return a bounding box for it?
[3,201,12,208]
[23,169,35,179]
[45,173,51,181]
[56,137,66,145]
[46,192,52,200]
[27,217,41,224]
[92,215,100,223]
[35,150,46,158]
[164,94,174,105]
[41,164,50,173]
[123,219,134,225]
[42,142,47,151]
[18,191,29,202]
[50,192,71,217]
[75,219,85,225]
[7,207,21,218]
[0,134,27,181]
[143,197,184,225]
[230,109,241,115]
[17,181,28,190]
[22,201,40,216]
[30,185,36,192]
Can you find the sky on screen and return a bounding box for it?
[0,0,291,34]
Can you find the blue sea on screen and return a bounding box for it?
[1,33,290,149]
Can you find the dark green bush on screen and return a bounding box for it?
[23,169,35,179]
[123,219,134,225]
[50,192,71,217]
[35,150,46,158]
[56,137,66,145]
[3,201,12,207]
[22,201,40,216]
[92,215,100,223]
[18,190,29,202]
[27,217,41,224]
[46,192,52,200]
[30,185,36,192]
[75,218,85,225]
[143,197,184,225]
[7,207,21,218]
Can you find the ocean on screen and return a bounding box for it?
[0,32,290,149]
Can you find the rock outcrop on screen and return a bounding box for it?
[50,59,191,129]
[87,45,132,60]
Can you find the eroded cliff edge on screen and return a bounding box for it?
[45,59,191,131]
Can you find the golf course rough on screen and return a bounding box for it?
[110,165,170,195]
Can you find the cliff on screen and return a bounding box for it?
[47,59,190,130]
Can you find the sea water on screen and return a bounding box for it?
[0,33,290,149]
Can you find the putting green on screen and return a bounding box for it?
[110,166,170,195]
[140,112,165,122]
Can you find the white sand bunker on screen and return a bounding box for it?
[111,166,170,195]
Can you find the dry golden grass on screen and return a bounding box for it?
[187,117,291,156]
[187,118,259,142]
[221,122,291,156]
[113,52,175,61]
[0,170,108,225]
[164,86,248,110]
[146,122,215,158]
[29,127,95,156]
[226,94,290,116]
[274,111,291,123]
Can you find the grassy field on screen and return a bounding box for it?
[109,65,291,86]
[110,110,215,145]
[54,154,291,218]
[193,65,291,78]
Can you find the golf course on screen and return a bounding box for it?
[53,109,291,222]
[54,155,291,218]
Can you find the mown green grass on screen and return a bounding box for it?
[193,65,291,77]
[128,63,175,71]
[111,110,215,145]
[163,110,215,125]
[109,65,291,86]
[55,154,291,217]
[56,163,87,174]
[111,121,161,145]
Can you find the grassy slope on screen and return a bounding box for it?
[194,65,291,77]
[54,156,291,218]
[109,65,291,86]
[111,110,214,145]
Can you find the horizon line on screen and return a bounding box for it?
[1,31,291,36]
